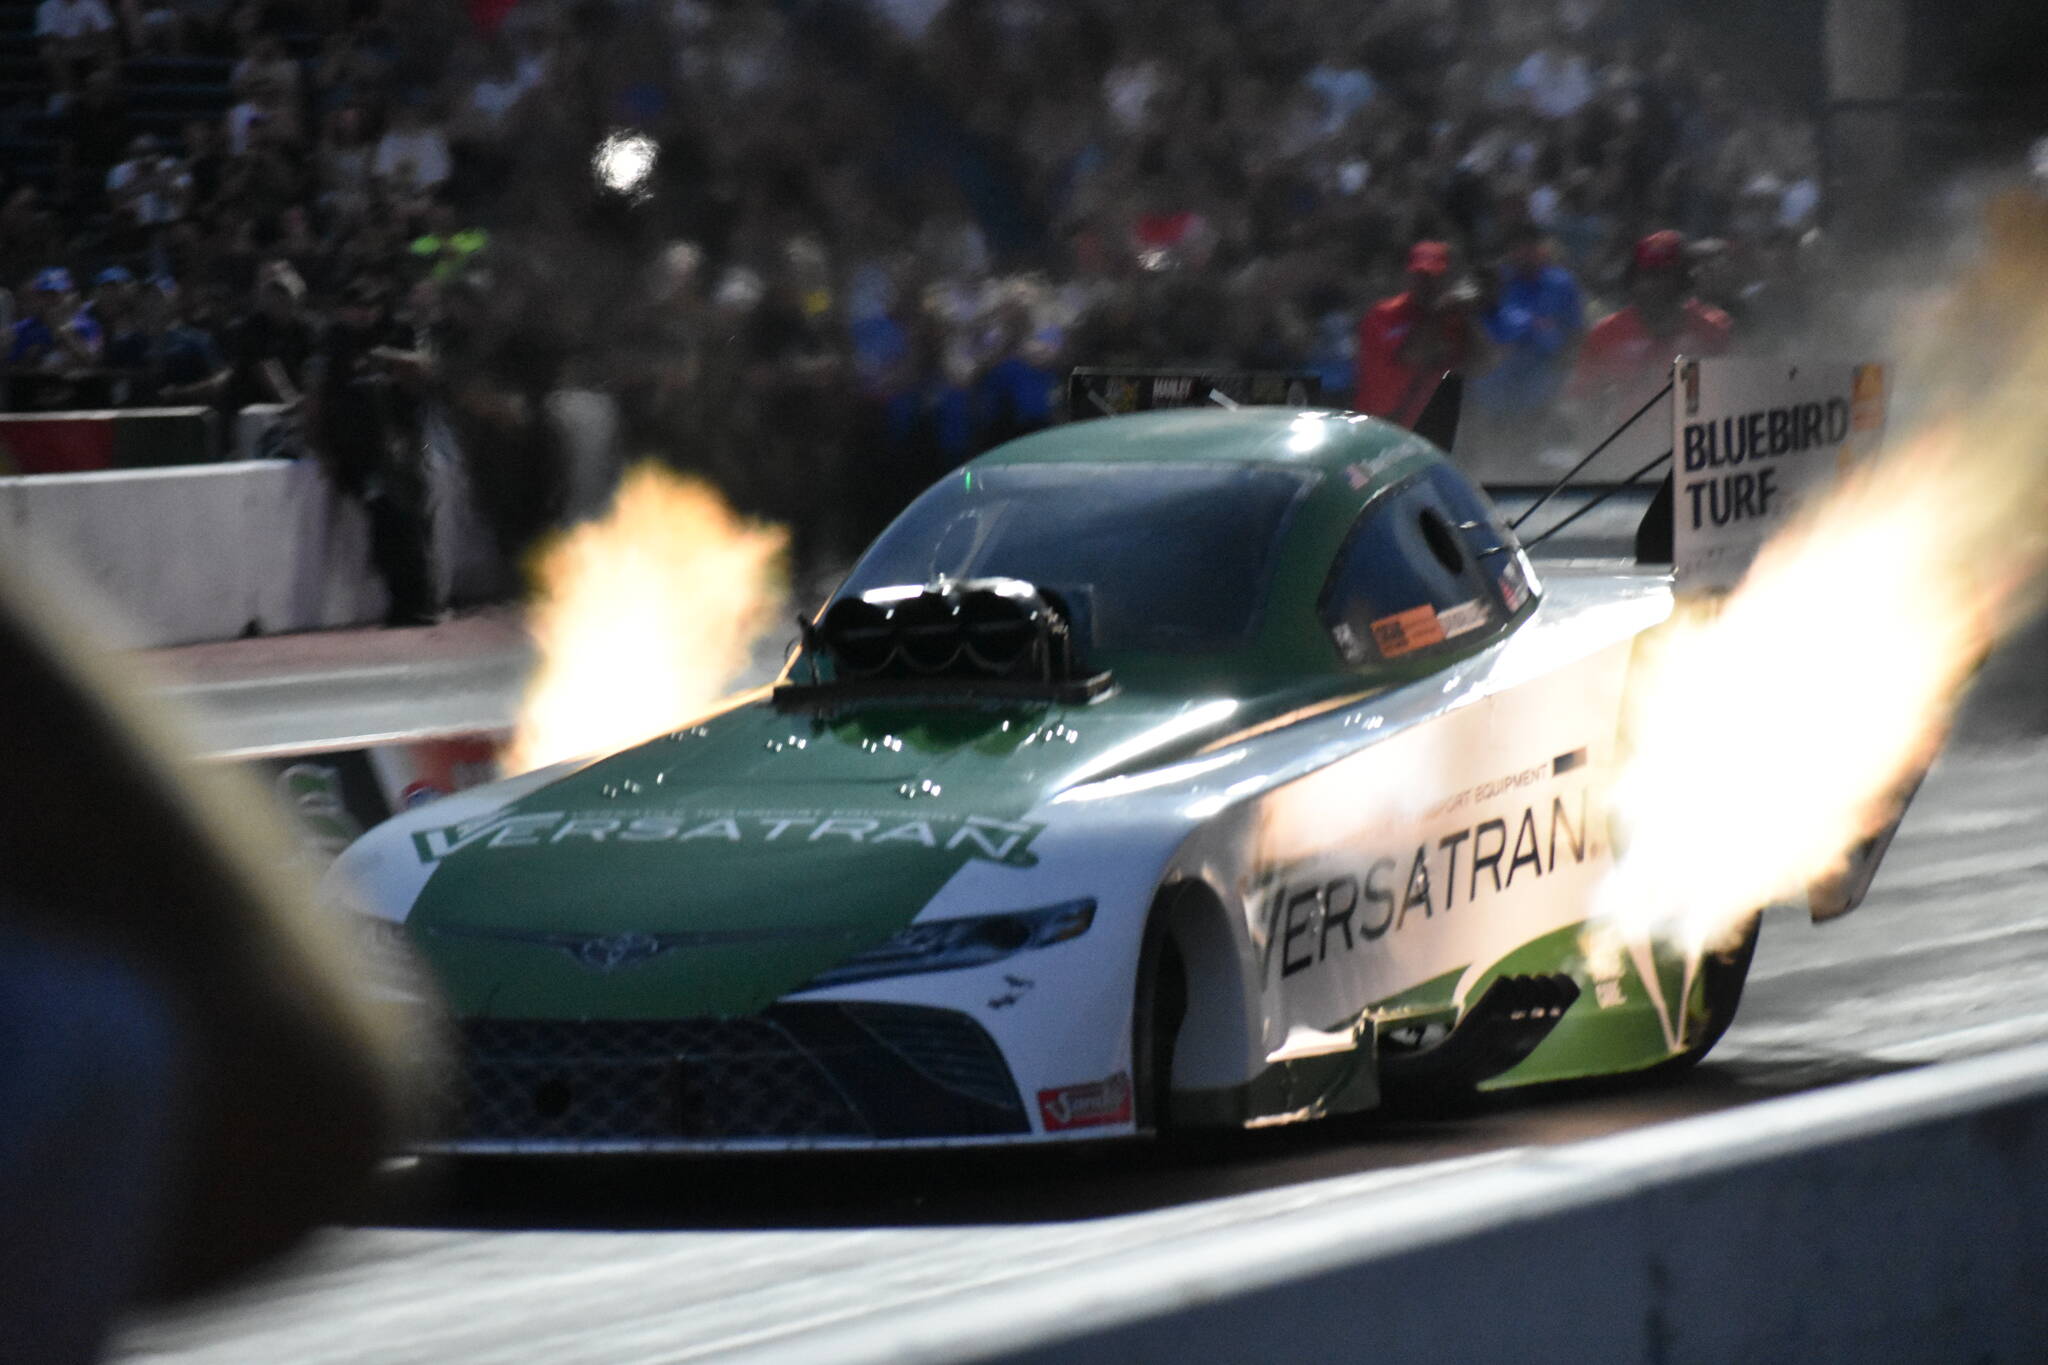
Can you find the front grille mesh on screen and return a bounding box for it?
[438,1005,1025,1145]
[845,1003,1018,1111]
[454,1016,866,1143]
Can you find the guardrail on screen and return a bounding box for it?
[0,405,221,473]
[728,1043,2048,1363]
[1,459,385,646]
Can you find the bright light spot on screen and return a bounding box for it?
[594,130,658,195]
[1053,749,1246,804]
[1286,415,1327,454]
[1057,699,1239,789]
[504,464,788,774]
[1586,314,2048,965]
[1255,716,1447,868]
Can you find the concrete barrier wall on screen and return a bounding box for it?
[736,1044,2048,1365]
[0,460,385,647]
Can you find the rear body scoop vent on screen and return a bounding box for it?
[778,579,1114,710]
[1377,973,1581,1095]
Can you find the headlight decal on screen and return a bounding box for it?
[801,898,1096,990]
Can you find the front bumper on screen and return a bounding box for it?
[419,1002,1034,1153]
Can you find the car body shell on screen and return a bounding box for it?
[327,409,1767,1152]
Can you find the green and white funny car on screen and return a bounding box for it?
[325,406,1884,1152]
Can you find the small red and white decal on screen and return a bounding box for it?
[1498,560,1532,612]
[1037,1073,1133,1131]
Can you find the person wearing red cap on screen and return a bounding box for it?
[1354,240,1484,429]
[1573,229,1733,408]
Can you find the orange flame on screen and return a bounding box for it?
[503,464,788,775]
[1589,323,2048,963]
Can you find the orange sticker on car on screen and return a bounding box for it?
[1369,604,1444,658]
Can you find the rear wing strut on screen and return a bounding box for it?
[1501,382,1675,560]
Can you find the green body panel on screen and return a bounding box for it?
[408,680,1306,1018]
[1467,921,1691,1089]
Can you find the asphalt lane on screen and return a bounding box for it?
[111,733,2048,1364]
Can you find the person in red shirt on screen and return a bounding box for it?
[1355,240,1482,428]
[1573,229,1734,409]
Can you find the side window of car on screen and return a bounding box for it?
[1422,464,1541,617]
[1318,475,1508,666]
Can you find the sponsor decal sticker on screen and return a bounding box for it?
[1369,604,1444,658]
[1437,598,1490,639]
[1850,362,1886,430]
[412,809,1044,865]
[987,973,1034,1010]
[1038,1073,1133,1131]
[1262,785,1596,984]
[1498,559,1531,612]
[1673,357,1887,591]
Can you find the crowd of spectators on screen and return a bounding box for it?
[0,0,1834,580]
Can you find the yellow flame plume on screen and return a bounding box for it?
[504,464,789,775]
[1588,311,2048,965]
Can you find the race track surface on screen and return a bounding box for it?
[114,734,2048,1363]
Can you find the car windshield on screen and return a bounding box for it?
[837,461,1317,653]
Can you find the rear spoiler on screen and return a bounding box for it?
[1502,357,1890,578]
[1067,368,1319,421]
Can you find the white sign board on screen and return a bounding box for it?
[1671,357,1889,593]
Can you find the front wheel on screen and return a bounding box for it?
[1130,917,1187,1134]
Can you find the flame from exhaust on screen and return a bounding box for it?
[1587,318,2048,967]
[503,464,788,775]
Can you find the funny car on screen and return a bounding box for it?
[325,404,1883,1151]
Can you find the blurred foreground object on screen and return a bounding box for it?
[0,548,412,1362]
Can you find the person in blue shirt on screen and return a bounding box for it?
[7,267,94,371]
[131,277,229,407]
[1474,225,1584,425]
[94,266,147,384]
[971,293,1058,448]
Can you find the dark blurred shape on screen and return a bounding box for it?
[306,274,439,625]
[1411,371,1463,453]
[0,548,411,1359]
[1065,368,1318,422]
